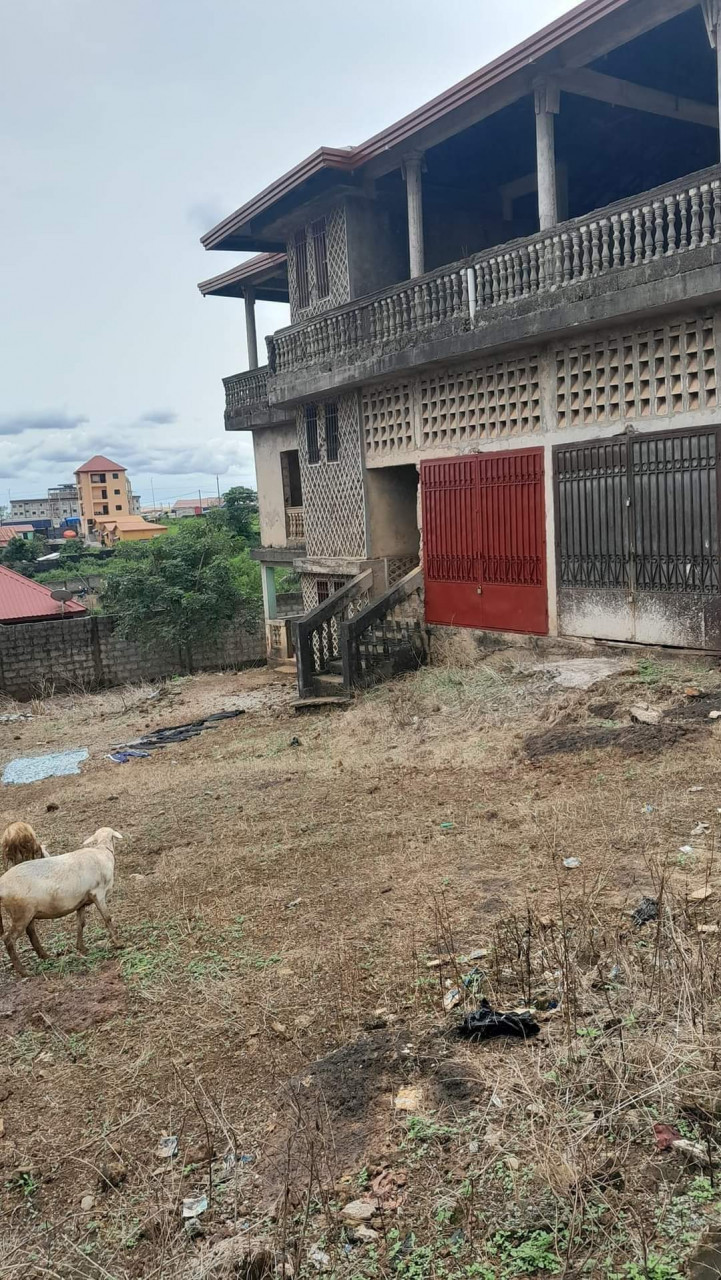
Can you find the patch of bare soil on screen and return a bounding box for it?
[1,654,721,1277]
[0,962,126,1035]
[525,717,697,759]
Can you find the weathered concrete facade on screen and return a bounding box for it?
[201,0,721,673]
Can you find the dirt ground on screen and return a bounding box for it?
[3,650,721,1279]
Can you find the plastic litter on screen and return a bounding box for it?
[680,845,695,856]
[182,1192,208,1219]
[440,821,454,832]
[0,713,32,723]
[673,1138,711,1165]
[443,986,462,1012]
[698,924,720,934]
[289,736,301,747]
[563,857,581,869]
[709,711,721,720]
[2,749,88,786]
[112,710,244,755]
[458,999,540,1042]
[156,1135,178,1159]
[691,822,712,836]
[689,886,714,902]
[632,897,658,927]
[107,749,151,765]
[689,786,705,793]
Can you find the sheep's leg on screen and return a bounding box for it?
[2,924,28,978]
[75,906,88,955]
[26,922,49,960]
[89,893,119,946]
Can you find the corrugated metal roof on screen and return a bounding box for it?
[0,526,33,545]
[0,566,87,623]
[75,455,126,474]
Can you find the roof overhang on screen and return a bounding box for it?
[198,251,289,301]
[201,0,699,252]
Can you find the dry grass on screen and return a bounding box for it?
[1,654,721,1278]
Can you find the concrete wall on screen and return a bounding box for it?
[365,464,420,560]
[345,195,407,301]
[252,421,298,548]
[0,615,265,701]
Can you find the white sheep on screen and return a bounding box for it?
[0,827,122,977]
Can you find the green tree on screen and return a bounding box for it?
[102,520,260,656]
[222,486,259,544]
[1,537,40,575]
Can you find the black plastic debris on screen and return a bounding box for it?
[632,896,659,927]
[458,999,540,1042]
[111,710,244,754]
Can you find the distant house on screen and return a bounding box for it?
[9,485,79,522]
[170,497,224,518]
[94,516,167,546]
[0,525,36,545]
[0,565,87,624]
[74,455,139,537]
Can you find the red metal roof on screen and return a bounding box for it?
[0,566,87,624]
[0,526,33,545]
[201,0,694,251]
[75,455,126,474]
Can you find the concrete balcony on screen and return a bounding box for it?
[266,164,721,404]
[223,366,291,431]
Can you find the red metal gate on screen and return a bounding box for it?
[422,449,548,634]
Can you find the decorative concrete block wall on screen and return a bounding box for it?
[0,615,265,701]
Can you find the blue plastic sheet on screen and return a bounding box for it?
[2,749,89,786]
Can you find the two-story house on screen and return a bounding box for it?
[200,0,721,699]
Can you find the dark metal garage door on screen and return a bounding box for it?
[422,448,548,635]
[554,428,721,649]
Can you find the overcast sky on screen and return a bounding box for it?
[0,0,577,509]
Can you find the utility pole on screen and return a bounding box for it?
[151,477,156,508]
[198,488,203,515]
[216,474,221,501]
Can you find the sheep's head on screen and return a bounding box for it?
[83,827,123,852]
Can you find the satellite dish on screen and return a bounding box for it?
[50,589,75,603]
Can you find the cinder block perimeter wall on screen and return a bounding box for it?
[0,615,266,701]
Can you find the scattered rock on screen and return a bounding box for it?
[692,823,712,837]
[394,1085,423,1113]
[350,1224,379,1244]
[689,887,715,902]
[672,1138,711,1166]
[341,1200,376,1224]
[688,1228,721,1280]
[630,705,661,726]
[80,1194,95,1212]
[46,802,59,812]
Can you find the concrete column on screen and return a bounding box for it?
[244,287,259,370]
[403,152,425,278]
[534,83,561,231]
[260,563,277,621]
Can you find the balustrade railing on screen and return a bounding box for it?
[285,506,305,542]
[340,567,426,691]
[293,571,373,700]
[223,366,269,418]
[267,165,721,380]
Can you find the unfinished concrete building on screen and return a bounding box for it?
[200,0,721,701]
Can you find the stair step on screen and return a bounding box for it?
[293,696,350,713]
[316,672,344,686]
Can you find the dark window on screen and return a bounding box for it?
[332,579,345,594]
[305,404,320,464]
[294,228,310,309]
[115,504,122,511]
[311,218,329,299]
[280,449,303,507]
[112,472,118,479]
[101,489,107,499]
[316,580,330,604]
[325,402,340,462]
[114,488,120,495]
[102,505,109,514]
